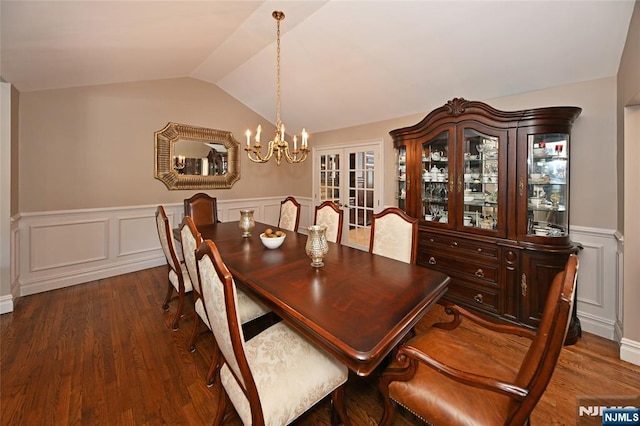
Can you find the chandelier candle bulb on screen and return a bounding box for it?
[245,129,251,147]
[256,125,261,143]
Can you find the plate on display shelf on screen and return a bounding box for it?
[529,176,551,184]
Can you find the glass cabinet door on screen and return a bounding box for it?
[421,130,451,224]
[526,133,569,237]
[396,146,407,212]
[462,129,500,231]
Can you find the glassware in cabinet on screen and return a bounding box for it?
[526,133,569,237]
[421,130,450,224]
[462,129,499,230]
[396,146,407,212]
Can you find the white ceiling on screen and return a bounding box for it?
[0,1,635,133]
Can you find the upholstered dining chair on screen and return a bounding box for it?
[369,207,418,264]
[196,239,351,426]
[184,193,219,227]
[314,201,344,244]
[179,216,271,385]
[278,196,301,232]
[155,205,193,330]
[378,254,579,426]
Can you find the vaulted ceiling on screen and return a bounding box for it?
[0,1,635,133]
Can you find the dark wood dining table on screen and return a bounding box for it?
[186,221,450,377]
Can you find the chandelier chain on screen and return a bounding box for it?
[276,17,282,130]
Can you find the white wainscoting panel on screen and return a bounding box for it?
[570,226,619,340]
[14,197,312,300]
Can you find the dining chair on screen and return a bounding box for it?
[179,216,272,385]
[195,239,351,426]
[369,207,418,264]
[314,201,344,244]
[155,205,193,330]
[277,196,301,232]
[184,193,219,227]
[378,254,579,426]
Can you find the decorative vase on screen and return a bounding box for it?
[239,209,255,237]
[306,225,329,268]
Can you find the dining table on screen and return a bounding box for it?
[183,220,450,377]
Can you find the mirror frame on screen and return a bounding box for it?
[155,122,240,190]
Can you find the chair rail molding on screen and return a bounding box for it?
[11,196,312,304]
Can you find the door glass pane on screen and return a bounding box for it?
[319,153,340,203]
[463,129,498,230]
[346,149,375,249]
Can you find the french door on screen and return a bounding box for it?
[313,141,383,250]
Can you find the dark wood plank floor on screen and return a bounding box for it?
[2,266,639,425]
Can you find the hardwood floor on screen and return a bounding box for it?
[1,266,638,425]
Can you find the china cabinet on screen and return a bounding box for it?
[391,98,582,342]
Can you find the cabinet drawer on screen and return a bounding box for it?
[419,232,498,259]
[418,250,499,286]
[445,280,500,313]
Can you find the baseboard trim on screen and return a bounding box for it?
[0,294,14,314]
[19,256,166,296]
[577,310,616,340]
[620,338,640,366]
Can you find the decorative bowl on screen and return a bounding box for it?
[260,232,286,249]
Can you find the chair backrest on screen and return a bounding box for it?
[180,216,203,297]
[155,206,181,274]
[195,239,263,421]
[508,254,579,424]
[314,201,344,244]
[278,196,301,232]
[184,193,218,227]
[369,207,418,264]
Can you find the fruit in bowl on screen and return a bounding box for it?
[260,228,286,249]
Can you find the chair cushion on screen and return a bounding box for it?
[197,290,269,329]
[220,322,348,426]
[169,266,193,293]
[237,290,270,323]
[194,298,210,329]
[388,328,518,426]
[372,214,413,263]
[279,201,298,232]
[316,207,340,243]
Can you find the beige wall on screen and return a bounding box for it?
[312,77,618,230]
[619,1,640,353]
[18,77,311,213]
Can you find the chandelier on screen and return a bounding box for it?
[245,11,309,166]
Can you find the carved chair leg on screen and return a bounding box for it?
[212,374,227,426]
[188,315,205,352]
[206,348,221,387]
[171,287,185,331]
[330,384,350,426]
[162,279,173,310]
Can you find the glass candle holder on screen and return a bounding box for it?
[239,209,255,237]
[306,225,329,268]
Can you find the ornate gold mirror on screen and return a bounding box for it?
[155,122,240,190]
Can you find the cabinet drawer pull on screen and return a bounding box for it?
[428,256,437,265]
[477,248,482,252]
[474,293,484,304]
[475,269,485,278]
[451,241,458,248]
